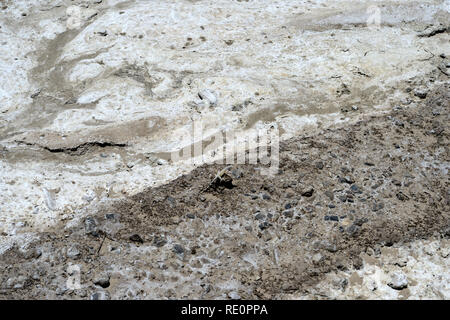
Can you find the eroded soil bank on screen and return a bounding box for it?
[1,79,448,299]
[0,0,449,299]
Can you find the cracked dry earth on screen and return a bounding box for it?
[0,0,449,300]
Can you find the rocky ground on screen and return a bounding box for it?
[0,0,449,299]
[1,78,448,300]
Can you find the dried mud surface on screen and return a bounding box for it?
[1,80,448,299]
[1,0,449,300]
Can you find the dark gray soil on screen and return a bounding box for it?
[1,79,448,299]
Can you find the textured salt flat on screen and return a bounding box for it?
[0,0,449,299]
